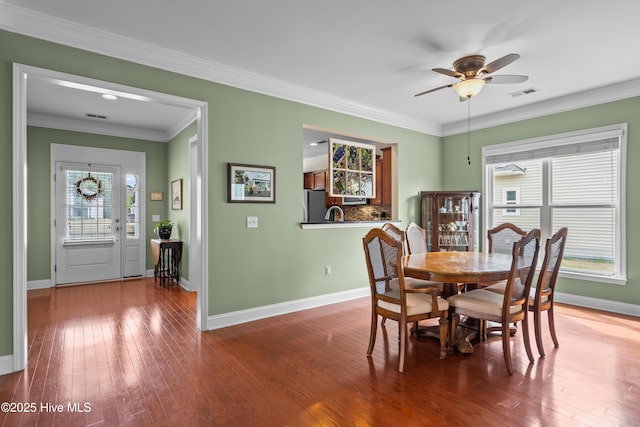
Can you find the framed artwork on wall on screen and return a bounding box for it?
[171,179,182,210]
[227,163,276,203]
[328,138,375,198]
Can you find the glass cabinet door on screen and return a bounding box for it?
[420,191,480,252]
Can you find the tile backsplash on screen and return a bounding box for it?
[343,204,391,221]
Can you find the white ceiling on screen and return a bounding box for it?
[3,0,640,141]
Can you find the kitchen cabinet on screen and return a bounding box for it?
[303,172,313,189]
[420,191,480,252]
[371,147,391,205]
[303,170,327,190]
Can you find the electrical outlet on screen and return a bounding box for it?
[247,216,258,228]
[325,265,332,275]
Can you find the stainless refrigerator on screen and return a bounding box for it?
[303,190,327,222]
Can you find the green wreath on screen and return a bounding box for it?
[75,175,103,202]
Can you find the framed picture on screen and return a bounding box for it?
[171,179,183,210]
[228,163,276,203]
[328,138,376,198]
[150,191,163,201]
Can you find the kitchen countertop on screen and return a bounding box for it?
[300,220,401,230]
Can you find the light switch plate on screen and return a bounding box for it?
[152,214,160,222]
[247,216,258,228]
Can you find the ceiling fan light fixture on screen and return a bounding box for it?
[454,78,485,99]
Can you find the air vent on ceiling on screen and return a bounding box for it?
[86,113,108,119]
[509,87,539,98]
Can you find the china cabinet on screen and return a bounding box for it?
[419,191,480,252]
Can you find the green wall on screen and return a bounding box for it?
[0,29,439,357]
[167,122,196,282]
[26,126,169,280]
[3,26,636,361]
[442,97,640,306]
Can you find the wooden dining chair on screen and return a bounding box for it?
[529,227,568,357]
[485,228,567,356]
[381,222,442,291]
[487,222,527,255]
[381,222,406,249]
[363,228,449,372]
[481,223,528,336]
[405,222,428,254]
[447,228,541,375]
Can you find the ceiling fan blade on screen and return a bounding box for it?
[484,74,529,84]
[481,53,520,74]
[414,83,454,97]
[432,67,463,78]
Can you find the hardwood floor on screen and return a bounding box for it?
[1,278,639,426]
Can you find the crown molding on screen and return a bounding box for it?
[28,112,171,142]
[0,2,441,136]
[167,110,198,141]
[441,78,640,136]
[3,2,638,139]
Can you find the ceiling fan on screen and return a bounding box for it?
[414,53,528,100]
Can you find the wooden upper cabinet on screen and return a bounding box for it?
[313,171,326,190]
[303,172,313,189]
[303,170,327,190]
[371,147,391,205]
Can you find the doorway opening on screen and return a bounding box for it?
[12,64,209,373]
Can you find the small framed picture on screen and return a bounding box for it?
[150,191,163,201]
[171,179,182,210]
[228,163,276,203]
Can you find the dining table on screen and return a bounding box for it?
[403,251,515,353]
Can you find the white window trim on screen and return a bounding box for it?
[482,123,627,285]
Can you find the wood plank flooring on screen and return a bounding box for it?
[1,278,639,426]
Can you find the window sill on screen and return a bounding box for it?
[560,270,627,286]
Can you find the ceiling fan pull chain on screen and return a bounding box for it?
[467,100,471,165]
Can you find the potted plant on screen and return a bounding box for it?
[155,220,173,240]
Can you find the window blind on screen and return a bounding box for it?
[484,126,623,165]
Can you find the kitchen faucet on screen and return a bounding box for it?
[324,205,344,222]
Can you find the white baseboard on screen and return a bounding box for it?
[146,269,192,291]
[555,291,640,317]
[207,287,638,331]
[27,279,52,290]
[208,287,369,330]
[178,277,191,291]
[0,354,15,376]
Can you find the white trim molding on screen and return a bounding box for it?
[0,2,439,136]
[442,78,640,136]
[3,3,640,138]
[555,292,640,317]
[27,279,51,290]
[13,63,210,374]
[0,354,14,376]
[208,287,638,332]
[208,287,369,330]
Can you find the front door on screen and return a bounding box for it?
[55,163,122,285]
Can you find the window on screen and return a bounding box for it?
[503,187,520,215]
[126,174,139,238]
[483,124,626,284]
[64,170,113,240]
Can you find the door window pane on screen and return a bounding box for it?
[126,174,139,238]
[65,170,113,240]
